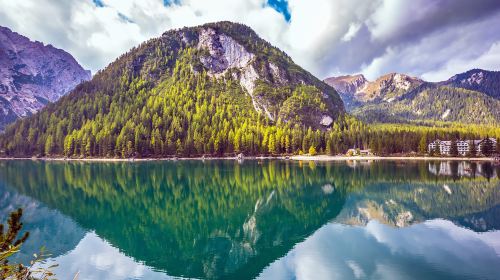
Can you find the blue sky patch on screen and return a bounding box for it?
[164,0,180,5]
[267,0,290,21]
[92,0,104,7]
[118,13,134,24]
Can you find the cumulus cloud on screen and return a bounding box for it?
[40,232,173,279]
[257,220,500,279]
[0,0,499,81]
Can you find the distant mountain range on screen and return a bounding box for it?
[325,69,500,125]
[0,26,91,131]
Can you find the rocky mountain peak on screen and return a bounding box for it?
[325,72,424,107]
[0,26,91,131]
[324,74,368,95]
[0,21,345,158]
[448,69,484,83]
[374,73,423,92]
[176,22,344,127]
[441,68,500,100]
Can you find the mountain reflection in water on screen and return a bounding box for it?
[0,159,499,280]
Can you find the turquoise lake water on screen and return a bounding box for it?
[1,159,499,279]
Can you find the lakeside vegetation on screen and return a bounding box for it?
[1,109,498,158]
[0,209,55,280]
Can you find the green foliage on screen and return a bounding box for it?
[1,209,56,280]
[0,22,345,158]
[449,139,459,157]
[308,145,317,156]
[481,138,495,156]
[418,134,428,155]
[279,85,327,127]
[467,140,477,157]
[1,209,29,270]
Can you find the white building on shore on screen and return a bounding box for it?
[428,138,497,156]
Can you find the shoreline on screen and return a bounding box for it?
[0,155,497,162]
[289,155,497,162]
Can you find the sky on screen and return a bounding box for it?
[1,0,500,81]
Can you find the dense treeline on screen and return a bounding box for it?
[446,69,500,99]
[0,57,499,158]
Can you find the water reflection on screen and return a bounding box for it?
[51,232,172,280]
[0,160,499,279]
[258,220,500,280]
[428,161,497,179]
[0,184,85,263]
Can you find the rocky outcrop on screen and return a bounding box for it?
[196,28,269,117]
[0,26,91,130]
[324,74,368,96]
[324,74,368,110]
[194,24,343,128]
[440,69,500,100]
[325,73,423,109]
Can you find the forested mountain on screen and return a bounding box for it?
[325,70,500,125]
[351,84,500,124]
[441,69,500,99]
[0,22,345,157]
[0,26,91,131]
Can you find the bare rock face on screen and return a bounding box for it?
[0,26,91,130]
[198,28,255,74]
[324,74,368,110]
[325,73,423,111]
[324,74,368,96]
[197,27,273,119]
[195,26,343,128]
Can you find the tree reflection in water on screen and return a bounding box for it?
[0,159,499,279]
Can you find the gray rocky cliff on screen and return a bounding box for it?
[0,26,91,130]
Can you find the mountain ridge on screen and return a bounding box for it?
[0,26,91,131]
[325,69,500,124]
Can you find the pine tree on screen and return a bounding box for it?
[418,134,427,155]
[44,135,54,156]
[449,140,458,157]
[481,137,494,156]
[308,145,317,156]
[325,139,332,155]
[467,140,477,157]
[0,208,56,279]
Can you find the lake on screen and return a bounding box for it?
[1,159,499,280]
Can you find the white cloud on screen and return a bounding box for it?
[421,42,500,81]
[0,0,499,80]
[38,232,173,280]
[342,23,361,42]
[258,220,500,280]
